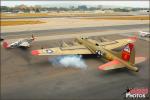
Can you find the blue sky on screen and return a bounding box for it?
[1,1,149,8]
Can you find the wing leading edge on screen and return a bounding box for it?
[31,45,92,55]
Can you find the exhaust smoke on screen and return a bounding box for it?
[49,55,87,69]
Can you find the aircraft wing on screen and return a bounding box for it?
[19,41,30,47]
[31,45,92,56]
[98,39,135,50]
[98,59,124,70]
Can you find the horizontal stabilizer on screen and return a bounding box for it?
[98,60,123,70]
[135,57,146,64]
[98,57,146,71]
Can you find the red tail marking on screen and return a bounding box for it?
[122,43,134,61]
[2,41,9,48]
[31,50,40,55]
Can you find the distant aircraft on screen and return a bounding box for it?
[0,37,4,41]
[3,34,35,49]
[31,36,145,72]
[0,33,4,41]
[138,31,150,37]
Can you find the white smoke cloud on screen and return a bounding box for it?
[49,55,87,69]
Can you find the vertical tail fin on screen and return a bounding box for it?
[121,43,135,65]
[3,41,9,48]
[32,34,35,40]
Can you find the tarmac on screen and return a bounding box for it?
[2,24,149,37]
[1,24,149,100]
[1,17,148,33]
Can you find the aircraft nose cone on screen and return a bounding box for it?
[31,50,40,55]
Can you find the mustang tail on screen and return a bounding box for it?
[32,34,35,40]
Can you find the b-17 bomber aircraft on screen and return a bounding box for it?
[3,34,35,49]
[31,36,146,72]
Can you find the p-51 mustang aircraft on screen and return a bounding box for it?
[3,34,35,49]
[138,31,150,37]
[31,36,145,72]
